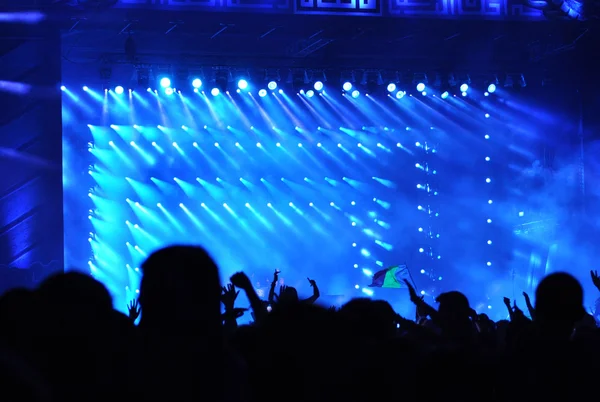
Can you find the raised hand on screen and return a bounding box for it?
[307,277,316,287]
[503,297,511,307]
[279,284,288,296]
[591,270,600,291]
[221,283,239,310]
[522,291,530,301]
[273,269,280,283]
[127,299,141,322]
[230,272,252,291]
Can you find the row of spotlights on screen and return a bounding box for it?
[102,76,497,95]
[64,82,496,98]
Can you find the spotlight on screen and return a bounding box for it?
[211,88,220,96]
[387,83,396,92]
[159,77,171,88]
[460,83,469,92]
[306,90,314,98]
[351,90,360,98]
[192,78,202,89]
[115,86,124,94]
[441,91,449,99]
[238,79,248,90]
[268,81,277,90]
[395,91,405,99]
[416,83,425,92]
[258,89,267,97]
[60,85,66,91]
[165,87,174,95]
[314,81,323,91]
[83,86,89,91]
[342,82,352,91]
[487,83,496,93]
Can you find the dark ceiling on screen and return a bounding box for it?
[3,6,598,85]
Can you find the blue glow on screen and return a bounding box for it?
[343,82,352,91]
[306,90,314,98]
[488,83,496,93]
[386,83,396,92]
[314,81,324,91]
[115,86,124,94]
[416,83,425,92]
[258,89,267,97]
[268,81,277,90]
[192,78,202,89]
[441,91,449,99]
[460,83,469,92]
[351,90,360,98]
[238,79,248,90]
[211,88,220,96]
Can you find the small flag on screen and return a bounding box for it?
[369,265,411,288]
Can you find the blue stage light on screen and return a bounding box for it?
[460,83,469,92]
[314,81,323,91]
[159,77,171,88]
[441,91,449,99]
[238,79,248,90]
[165,87,174,95]
[306,90,314,98]
[258,89,267,97]
[192,78,202,88]
[342,82,352,91]
[416,83,425,92]
[115,86,124,94]
[387,83,396,92]
[351,90,360,98]
[268,81,277,90]
[83,86,88,91]
[211,88,220,96]
[487,83,496,93]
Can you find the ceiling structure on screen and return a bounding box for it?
[54,9,596,85]
[1,4,598,88]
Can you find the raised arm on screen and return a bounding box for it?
[522,291,536,320]
[402,279,438,322]
[303,278,320,304]
[231,272,267,323]
[268,269,280,304]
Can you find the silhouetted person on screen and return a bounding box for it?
[35,272,131,402]
[534,272,585,340]
[137,245,231,402]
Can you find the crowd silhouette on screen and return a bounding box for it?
[1,244,600,402]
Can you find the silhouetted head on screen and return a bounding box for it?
[339,298,397,339]
[535,272,584,330]
[37,272,112,318]
[435,290,471,319]
[0,288,36,318]
[279,286,299,303]
[140,245,221,329]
